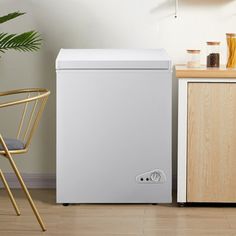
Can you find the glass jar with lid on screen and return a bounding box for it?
[187,49,201,68]
[206,41,220,68]
[226,33,236,68]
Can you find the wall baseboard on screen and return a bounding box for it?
[0,173,56,189]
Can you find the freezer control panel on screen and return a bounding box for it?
[136,169,167,184]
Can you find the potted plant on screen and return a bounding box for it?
[0,11,42,54]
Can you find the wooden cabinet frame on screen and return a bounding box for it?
[177,78,236,203]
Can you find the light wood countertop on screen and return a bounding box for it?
[175,65,236,78]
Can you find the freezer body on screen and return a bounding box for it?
[56,49,172,203]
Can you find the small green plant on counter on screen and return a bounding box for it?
[0,11,42,54]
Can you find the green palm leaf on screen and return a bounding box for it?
[0,31,42,53]
[0,11,25,24]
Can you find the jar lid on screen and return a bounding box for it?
[187,49,201,54]
[207,41,220,45]
[226,33,236,37]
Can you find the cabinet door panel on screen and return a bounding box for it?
[187,83,236,202]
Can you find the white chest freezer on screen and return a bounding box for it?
[56,49,172,203]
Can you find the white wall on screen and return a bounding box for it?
[0,0,235,179]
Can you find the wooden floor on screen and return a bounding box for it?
[0,190,236,236]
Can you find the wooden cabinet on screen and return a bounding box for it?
[176,66,236,203]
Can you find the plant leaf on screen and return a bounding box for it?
[0,11,25,24]
[0,31,42,53]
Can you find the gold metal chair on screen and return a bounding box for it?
[0,88,50,232]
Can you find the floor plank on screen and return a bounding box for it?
[0,189,236,235]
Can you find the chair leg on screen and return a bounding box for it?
[0,169,21,216]
[0,136,46,231]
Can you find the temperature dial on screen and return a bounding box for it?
[150,171,161,182]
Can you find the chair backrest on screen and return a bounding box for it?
[0,88,50,151]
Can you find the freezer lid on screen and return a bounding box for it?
[56,49,171,70]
